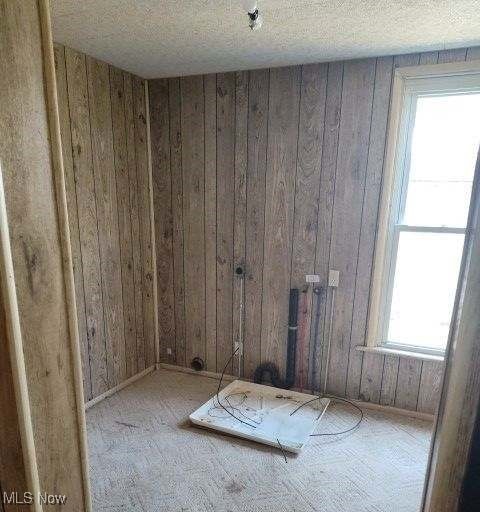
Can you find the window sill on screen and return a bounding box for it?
[356,345,445,363]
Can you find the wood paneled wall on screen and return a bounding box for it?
[151,46,480,414]
[54,44,155,402]
[1,1,89,507]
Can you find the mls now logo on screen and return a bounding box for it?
[2,492,67,505]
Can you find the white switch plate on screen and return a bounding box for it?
[328,270,340,287]
[166,347,172,355]
[305,274,320,283]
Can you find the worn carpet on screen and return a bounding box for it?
[87,369,432,512]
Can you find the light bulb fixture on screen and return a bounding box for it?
[242,0,263,30]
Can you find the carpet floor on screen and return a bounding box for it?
[87,369,433,512]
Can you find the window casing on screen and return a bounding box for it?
[367,62,480,357]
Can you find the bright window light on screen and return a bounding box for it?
[382,88,480,354]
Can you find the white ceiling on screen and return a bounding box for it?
[51,0,480,79]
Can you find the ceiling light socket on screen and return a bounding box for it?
[242,0,262,30]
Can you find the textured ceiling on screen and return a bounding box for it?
[51,0,480,78]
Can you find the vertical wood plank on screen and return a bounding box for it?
[347,56,394,398]
[65,47,108,397]
[380,355,399,406]
[124,71,144,373]
[466,46,480,61]
[438,47,468,63]
[216,72,236,373]
[0,286,29,500]
[110,66,138,378]
[169,77,186,367]
[133,76,156,368]
[204,74,217,371]
[149,79,176,364]
[395,357,422,410]
[419,51,439,65]
[326,58,376,397]
[261,66,301,377]
[244,69,269,379]
[0,2,89,502]
[312,61,344,392]
[233,70,248,376]
[87,56,126,387]
[181,75,206,367]
[54,43,92,399]
[359,353,385,403]
[291,63,327,388]
[417,361,444,414]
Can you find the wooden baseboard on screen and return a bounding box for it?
[85,365,156,410]
[158,362,237,382]
[157,363,434,422]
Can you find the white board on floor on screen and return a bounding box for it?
[189,380,330,453]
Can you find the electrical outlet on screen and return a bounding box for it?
[305,274,320,283]
[328,270,340,288]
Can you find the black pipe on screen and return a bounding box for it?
[309,286,324,393]
[191,357,205,371]
[285,288,299,389]
[253,288,299,390]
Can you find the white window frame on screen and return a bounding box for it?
[365,60,480,359]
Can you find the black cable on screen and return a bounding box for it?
[276,438,287,463]
[208,392,260,425]
[289,395,364,437]
[216,346,257,429]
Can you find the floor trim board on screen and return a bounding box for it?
[158,362,237,382]
[85,361,434,422]
[85,365,156,409]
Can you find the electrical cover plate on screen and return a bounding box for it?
[189,380,330,453]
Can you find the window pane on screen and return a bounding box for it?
[387,231,464,351]
[403,94,480,228]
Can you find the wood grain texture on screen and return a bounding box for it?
[87,55,126,387]
[133,76,156,369]
[466,47,480,61]
[327,58,376,397]
[168,78,186,367]
[1,2,88,505]
[359,352,385,404]
[110,66,137,379]
[417,361,444,415]
[216,73,236,373]
[233,71,248,376]
[244,69,269,379]
[55,45,155,400]
[54,43,92,399]
[312,61,344,392]
[0,279,28,508]
[380,355,400,407]
[261,66,301,377]
[149,46,478,412]
[65,47,108,398]
[149,79,175,364]
[181,75,206,367]
[124,71,145,374]
[204,74,217,372]
[437,48,468,63]
[291,63,327,388]
[395,358,422,411]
